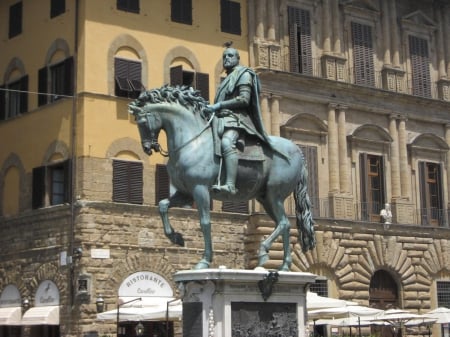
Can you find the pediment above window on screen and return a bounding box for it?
[348,124,392,144]
[341,0,379,13]
[401,10,437,32]
[409,133,448,153]
[282,113,328,139]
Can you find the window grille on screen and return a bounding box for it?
[437,281,450,308]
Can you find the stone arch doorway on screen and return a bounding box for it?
[369,270,399,337]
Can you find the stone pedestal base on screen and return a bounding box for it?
[174,268,316,337]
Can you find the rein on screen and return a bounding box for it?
[151,111,215,158]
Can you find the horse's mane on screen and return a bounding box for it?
[135,85,209,118]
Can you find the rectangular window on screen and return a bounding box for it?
[309,279,328,297]
[112,160,143,204]
[50,0,65,18]
[38,57,73,106]
[222,201,248,214]
[170,65,209,100]
[115,58,144,99]
[9,2,22,38]
[171,0,192,25]
[418,162,443,226]
[32,160,71,209]
[220,0,241,35]
[437,281,450,308]
[360,153,385,222]
[351,22,375,87]
[117,0,139,14]
[409,35,431,98]
[288,7,312,75]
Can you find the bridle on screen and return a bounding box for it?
[135,107,215,158]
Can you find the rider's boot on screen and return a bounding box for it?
[213,148,238,195]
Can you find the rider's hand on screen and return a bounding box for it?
[206,102,221,112]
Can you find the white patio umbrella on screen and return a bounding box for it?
[372,308,424,326]
[425,307,450,324]
[308,305,382,320]
[306,292,349,311]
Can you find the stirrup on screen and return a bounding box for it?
[212,184,237,195]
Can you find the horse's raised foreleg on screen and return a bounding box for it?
[257,197,292,271]
[159,191,194,247]
[192,185,212,269]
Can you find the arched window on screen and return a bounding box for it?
[0,59,28,121]
[38,40,74,106]
[169,58,209,100]
[114,48,144,99]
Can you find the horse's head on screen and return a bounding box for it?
[129,99,162,156]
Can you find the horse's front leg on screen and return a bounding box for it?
[159,191,193,247]
[192,185,212,269]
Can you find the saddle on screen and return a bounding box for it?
[212,115,265,161]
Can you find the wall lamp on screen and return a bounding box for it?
[95,294,105,313]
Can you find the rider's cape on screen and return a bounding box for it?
[212,65,289,161]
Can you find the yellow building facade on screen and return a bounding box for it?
[1,1,450,337]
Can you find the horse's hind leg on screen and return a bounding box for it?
[159,191,193,246]
[257,196,292,271]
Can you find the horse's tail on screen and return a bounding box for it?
[293,160,316,252]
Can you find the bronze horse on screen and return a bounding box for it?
[129,85,315,270]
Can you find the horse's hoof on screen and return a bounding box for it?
[194,259,210,270]
[168,232,185,246]
[254,266,266,271]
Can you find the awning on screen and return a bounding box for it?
[22,306,59,325]
[97,298,182,322]
[0,307,22,325]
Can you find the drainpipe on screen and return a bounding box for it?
[69,0,80,310]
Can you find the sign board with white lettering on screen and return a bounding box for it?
[0,284,21,307]
[35,280,60,306]
[118,271,173,297]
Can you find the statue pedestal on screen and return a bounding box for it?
[174,268,316,337]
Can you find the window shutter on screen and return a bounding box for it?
[63,159,71,204]
[220,0,241,35]
[409,35,431,98]
[288,7,312,74]
[222,201,249,214]
[32,166,46,209]
[115,58,132,92]
[9,2,22,38]
[195,72,210,100]
[171,0,192,25]
[113,160,143,204]
[359,153,369,220]
[38,67,48,106]
[155,164,170,204]
[64,57,74,97]
[0,85,5,120]
[351,22,375,86]
[128,161,143,204]
[128,60,144,93]
[418,161,427,225]
[298,145,318,207]
[20,75,28,114]
[170,66,183,86]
